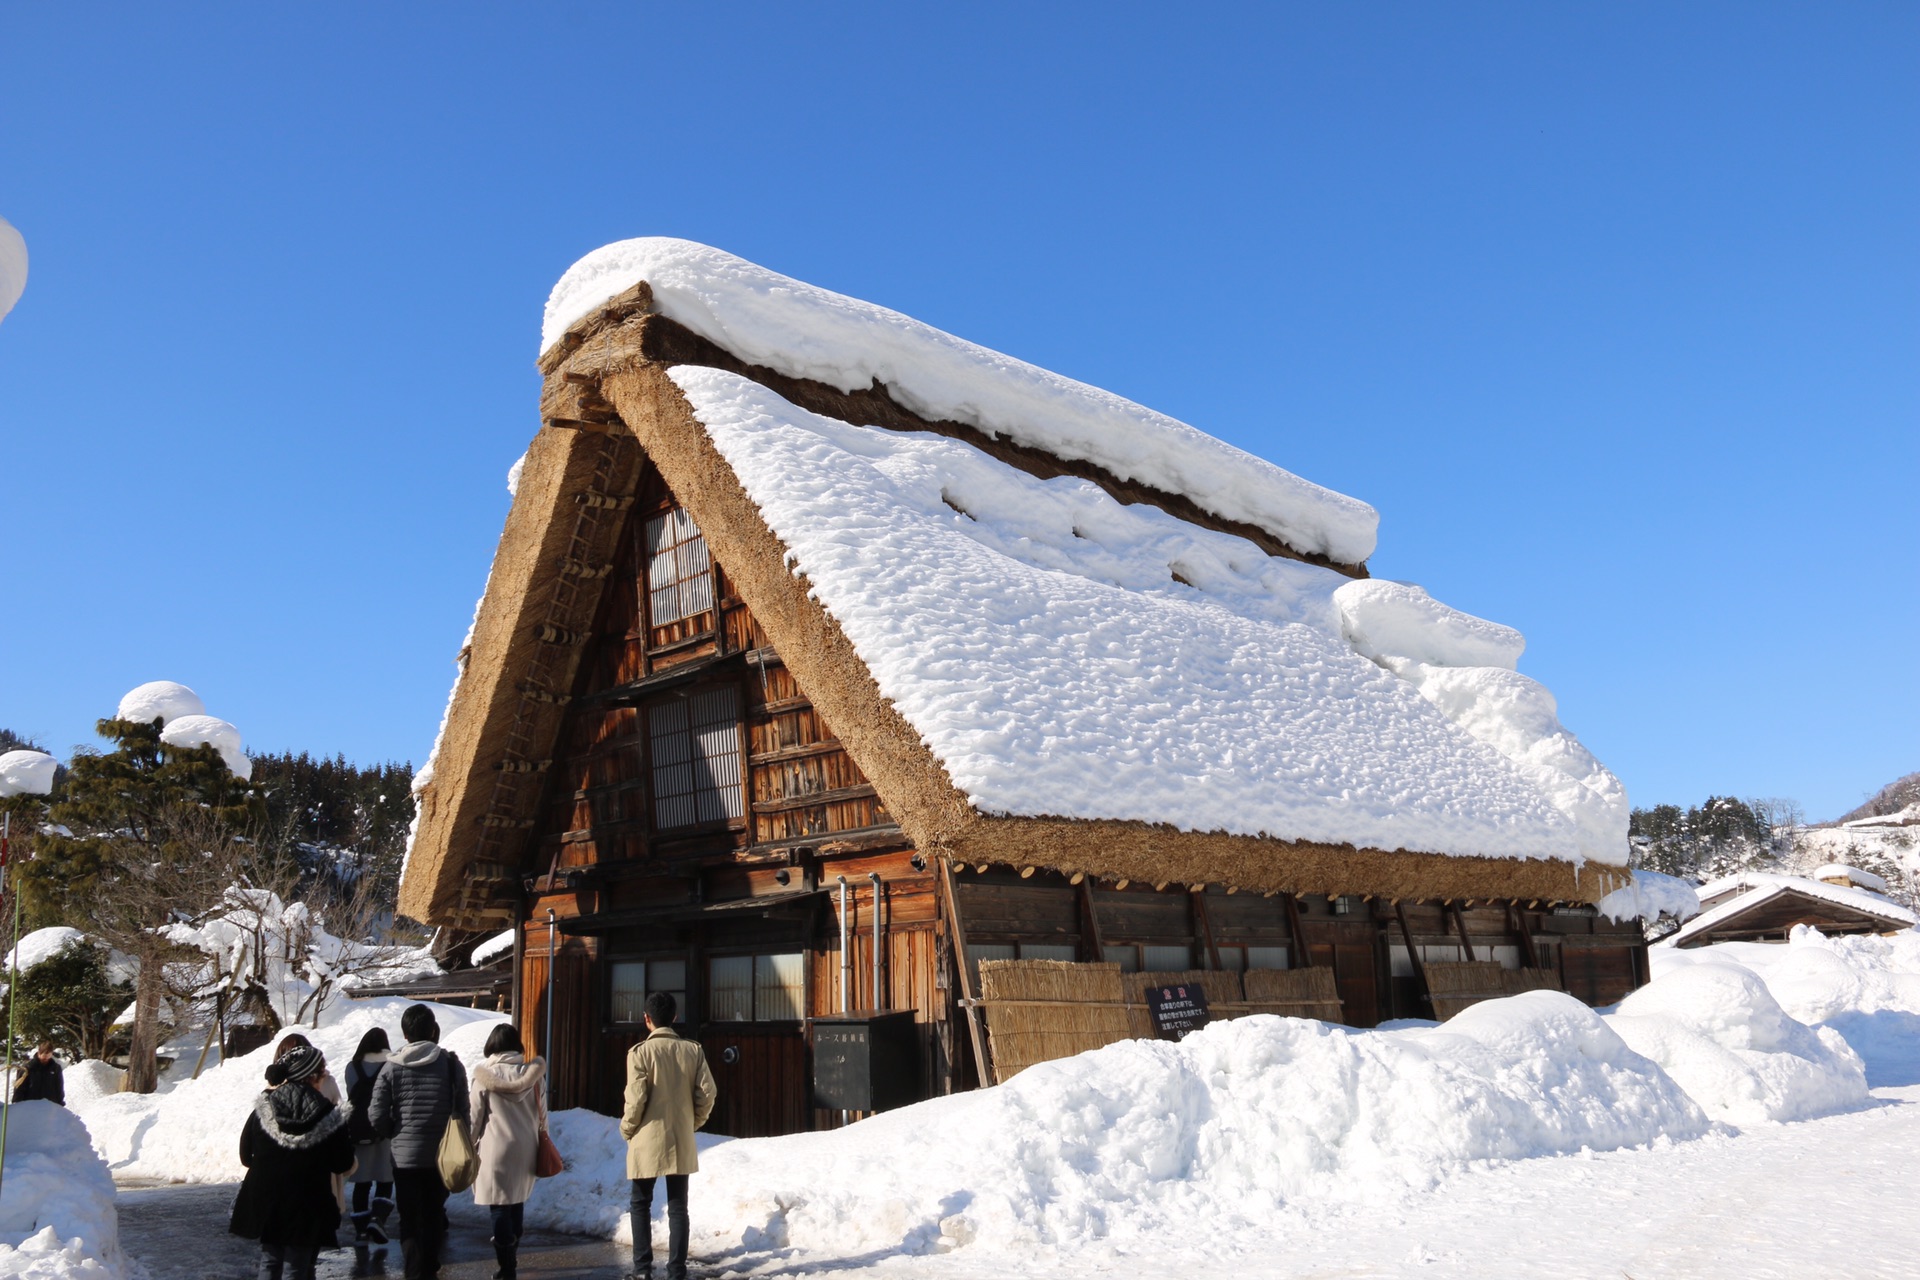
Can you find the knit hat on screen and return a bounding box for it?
[277,1044,325,1083]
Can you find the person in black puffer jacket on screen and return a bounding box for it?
[370,1005,470,1280]
[230,1044,357,1280]
[13,1042,64,1106]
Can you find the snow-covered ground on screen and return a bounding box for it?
[60,927,1920,1279]
[0,1103,121,1279]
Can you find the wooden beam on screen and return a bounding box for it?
[1396,901,1433,1014]
[1283,893,1313,968]
[939,856,996,1088]
[1076,878,1107,963]
[1507,902,1543,969]
[1450,904,1477,962]
[1191,889,1223,972]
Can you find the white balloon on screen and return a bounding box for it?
[117,681,206,727]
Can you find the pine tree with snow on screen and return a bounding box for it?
[26,714,262,1093]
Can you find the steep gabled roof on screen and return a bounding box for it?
[1669,873,1916,947]
[399,242,1629,925]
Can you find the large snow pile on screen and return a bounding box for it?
[0,1102,121,1279]
[1596,870,1701,923]
[1656,928,1920,1088]
[72,997,501,1180]
[671,366,1624,864]
[570,994,1702,1258]
[1606,961,1867,1125]
[0,752,56,799]
[544,238,1379,566]
[3,929,86,975]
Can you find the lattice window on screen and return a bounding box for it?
[708,953,804,1022]
[648,687,743,829]
[609,957,688,1025]
[644,506,714,628]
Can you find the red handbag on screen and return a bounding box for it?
[534,1129,565,1178]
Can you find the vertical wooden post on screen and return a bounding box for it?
[1395,901,1433,1014]
[1283,893,1314,968]
[1191,889,1223,972]
[1076,879,1107,963]
[938,857,996,1088]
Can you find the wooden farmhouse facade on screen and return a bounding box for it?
[1667,871,1916,949]
[399,240,1651,1137]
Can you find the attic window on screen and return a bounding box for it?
[644,507,715,626]
[648,687,744,829]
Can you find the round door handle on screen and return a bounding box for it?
[721,1046,740,1065]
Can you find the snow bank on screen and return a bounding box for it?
[676,366,1621,864]
[659,995,1702,1257]
[112,682,202,728]
[1606,962,1866,1125]
[1659,929,1920,1087]
[0,753,55,800]
[71,997,502,1180]
[3,930,85,975]
[0,217,24,326]
[156,715,250,781]
[0,1102,120,1278]
[545,238,1379,565]
[1597,870,1702,923]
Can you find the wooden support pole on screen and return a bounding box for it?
[939,856,996,1088]
[1396,901,1433,1013]
[1283,893,1313,968]
[1450,904,1477,962]
[1506,902,1543,969]
[1076,879,1107,963]
[1191,888,1223,972]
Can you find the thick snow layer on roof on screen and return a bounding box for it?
[674,366,1626,865]
[1669,874,1916,948]
[0,750,56,798]
[1597,870,1702,923]
[1811,863,1889,894]
[157,715,251,781]
[114,681,203,727]
[470,929,516,966]
[545,238,1380,565]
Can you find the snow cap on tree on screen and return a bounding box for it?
[159,715,251,781]
[116,681,205,727]
[0,215,25,324]
[0,749,57,797]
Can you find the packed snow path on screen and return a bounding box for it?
[114,1181,626,1279]
[118,1088,1919,1279]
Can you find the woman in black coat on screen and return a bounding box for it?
[229,1044,357,1280]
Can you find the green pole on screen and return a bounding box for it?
[0,812,18,1202]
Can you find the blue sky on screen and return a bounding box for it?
[0,4,1912,821]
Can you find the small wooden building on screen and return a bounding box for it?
[398,239,1648,1135]
[1667,872,1916,948]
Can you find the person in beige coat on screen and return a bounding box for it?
[621,992,716,1280]
[470,1024,548,1280]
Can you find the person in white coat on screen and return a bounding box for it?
[469,1024,548,1280]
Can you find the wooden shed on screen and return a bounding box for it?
[1667,872,1916,948]
[397,239,1648,1135]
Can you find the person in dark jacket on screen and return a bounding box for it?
[369,1004,469,1280]
[13,1041,65,1105]
[345,1027,396,1246]
[229,1044,356,1280]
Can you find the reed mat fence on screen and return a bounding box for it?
[1421,959,1562,1020]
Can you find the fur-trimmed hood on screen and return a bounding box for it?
[472,1051,545,1095]
[252,1082,349,1150]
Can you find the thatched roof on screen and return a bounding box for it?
[399,243,1629,926]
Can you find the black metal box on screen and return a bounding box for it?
[811,1010,923,1112]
